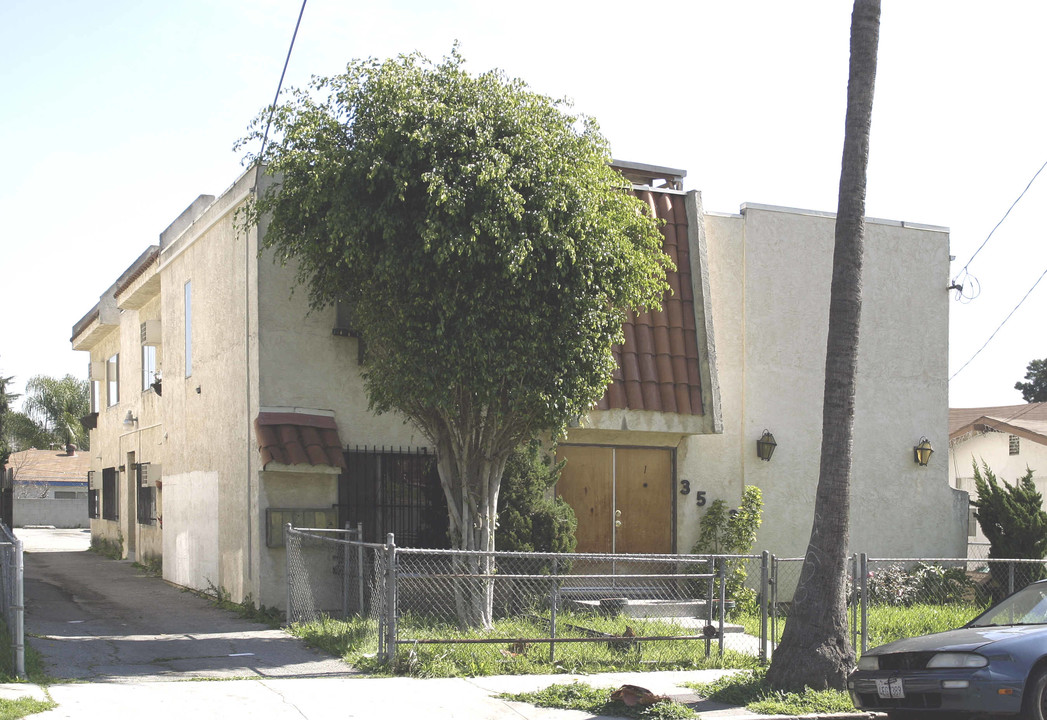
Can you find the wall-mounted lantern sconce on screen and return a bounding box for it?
[913,436,933,466]
[123,411,138,427]
[756,430,777,461]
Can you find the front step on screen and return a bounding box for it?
[565,597,744,633]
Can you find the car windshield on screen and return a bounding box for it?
[970,583,1047,627]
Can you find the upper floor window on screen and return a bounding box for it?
[90,380,100,413]
[142,345,157,391]
[106,354,119,406]
[1009,435,1020,455]
[184,281,193,378]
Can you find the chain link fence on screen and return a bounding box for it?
[286,527,772,667]
[0,524,24,678]
[286,526,1047,670]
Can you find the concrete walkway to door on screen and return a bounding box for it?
[18,528,356,681]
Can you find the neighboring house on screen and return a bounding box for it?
[71,161,967,610]
[948,402,1047,555]
[4,447,89,528]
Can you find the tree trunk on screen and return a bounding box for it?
[432,411,511,629]
[766,0,880,692]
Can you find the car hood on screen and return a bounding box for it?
[868,624,1047,655]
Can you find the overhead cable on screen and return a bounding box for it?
[950,264,1047,380]
[259,0,308,160]
[952,157,1047,285]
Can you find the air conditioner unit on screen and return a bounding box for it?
[89,361,106,381]
[139,463,161,488]
[141,319,161,346]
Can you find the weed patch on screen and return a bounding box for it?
[200,582,284,628]
[687,669,855,715]
[0,696,56,720]
[290,610,760,677]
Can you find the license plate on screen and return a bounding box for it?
[876,678,905,699]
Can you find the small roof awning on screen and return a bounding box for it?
[255,411,347,470]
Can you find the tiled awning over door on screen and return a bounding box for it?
[254,411,346,469]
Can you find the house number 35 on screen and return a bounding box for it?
[679,481,707,507]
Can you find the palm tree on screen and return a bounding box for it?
[19,375,90,451]
[766,0,880,691]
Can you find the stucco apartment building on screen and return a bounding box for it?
[71,161,967,609]
[948,402,1047,554]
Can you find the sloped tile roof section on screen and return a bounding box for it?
[595,188,703,415]
[949,402,1047,445]
[255,412,347,469]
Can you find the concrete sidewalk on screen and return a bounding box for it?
[0,671,883,719]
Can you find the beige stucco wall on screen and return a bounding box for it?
[572,201,967,562]
[80,281,165,558]
[158,170,255,602]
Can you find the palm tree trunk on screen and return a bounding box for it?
[766,0,880,692]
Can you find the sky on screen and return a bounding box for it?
[1,0,1045,411]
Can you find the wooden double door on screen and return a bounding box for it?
[555,446,674,554]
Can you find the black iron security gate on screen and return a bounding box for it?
[337,446,449,548]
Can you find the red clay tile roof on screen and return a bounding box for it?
[595,189,703,415]
[255,412,347,469]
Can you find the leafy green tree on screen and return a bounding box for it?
[496,440,576,555]
[239,49,669,627]
[1015,358,1047,403]
[768,0,879,692]
[972,460,1047,601]
[8,375,90,451]
[691,486,764,613]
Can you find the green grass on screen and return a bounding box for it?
[732,601,984,656]
[864,602,983,649]
[687,669,855,715]
[290,610,761,678]
[499,681,695,719]
[0,697,56,720]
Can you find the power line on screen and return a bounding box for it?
[950,264,1047,380]
[952,157,1047,285]
[259,0,308,159]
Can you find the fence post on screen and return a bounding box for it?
[383,533,398,665]
[342,523,351,618]
[860,553,868,654]
[285,523,294,624]
[549,555,558,663]
[356,522,365,615]
[759,550,769,664]
[850,553,857,652]
[12,537,23,678]
[717,559,726,655]
[705,557,714,658]
[770,554,778,654]
[1009,562,1016,595]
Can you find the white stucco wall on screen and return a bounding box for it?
[949,431,1047,548]
[162,470,220,591]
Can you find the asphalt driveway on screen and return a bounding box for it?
[18,528,356,681]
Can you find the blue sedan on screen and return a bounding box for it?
[848,579,1047,719]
